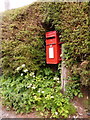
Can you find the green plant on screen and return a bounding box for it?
[0,66,76,118]
[65,80,83,99]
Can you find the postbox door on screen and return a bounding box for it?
[46,44,59,64]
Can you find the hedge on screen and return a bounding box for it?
[1,2,90,86]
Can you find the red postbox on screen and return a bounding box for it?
[46,31,63,64]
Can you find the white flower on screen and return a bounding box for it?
[55,112,58,115]
[51,96,54,98]
[57,81,60,83]
[32,72,34,75]
[16,67,20,71]
[53,77,57,80]
[23,69,28,73]
[38,90,40,93]
[22,64,25,67]
[42,91,44,93]
[27,84,32,88]
[21,73,23,76]
[53,77,59,81]
[32,86,36,89]
[30,72,34,76]
[33,75,35,78]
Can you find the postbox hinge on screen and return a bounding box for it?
[59,58,62,61]
[58,42,64,45]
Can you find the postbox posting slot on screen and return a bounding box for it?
[46,36,55,39]
[46,43,56,46]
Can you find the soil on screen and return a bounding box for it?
[69,87,90,118]
[70,97,88,118]
[0,87,90,119]
[0,103,38,118]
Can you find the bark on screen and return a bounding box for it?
[61,44,68,93]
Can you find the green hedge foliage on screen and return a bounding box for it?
[41,2,90,86]
[60,2,90,86]
[1,3,46,75]
[1,2,90,86]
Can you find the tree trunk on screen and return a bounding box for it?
[61,44,68,93]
